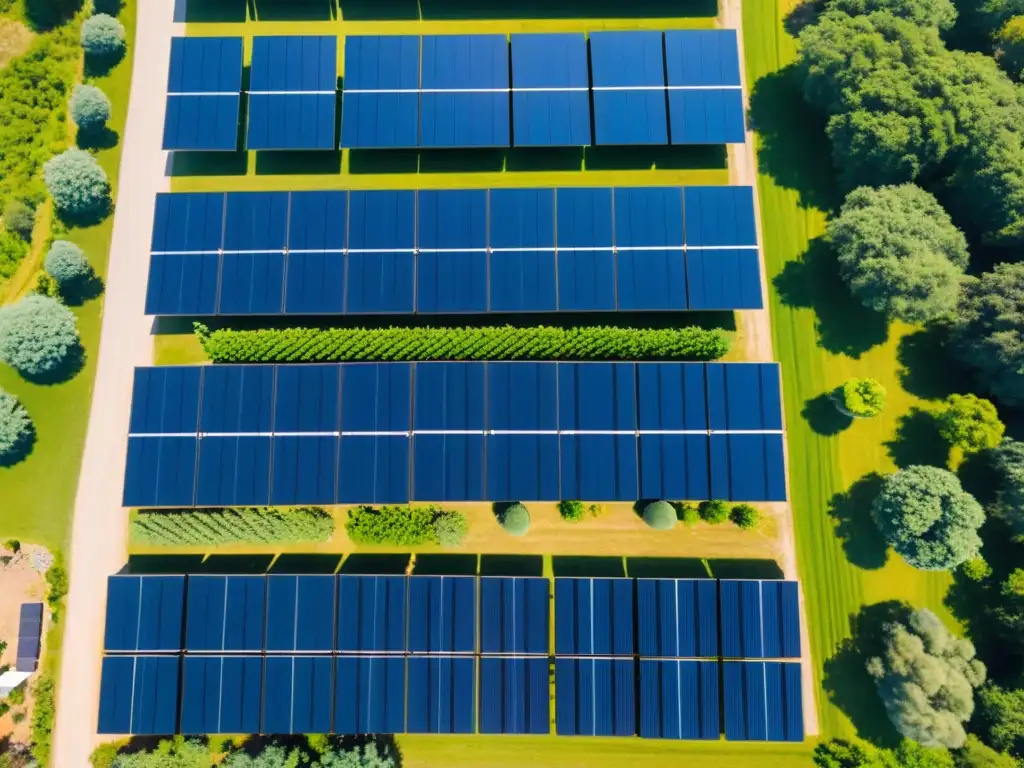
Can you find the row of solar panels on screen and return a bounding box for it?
[123,362,786,507]
[99,655,802,741]
[146,187,761,316]
[16,603,43,673]
[104,574,800,661]
[163,31,744,151]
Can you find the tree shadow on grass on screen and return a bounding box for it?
[748,63,841,214]
[84,49,127,79]
[802,390,853,436]
[896,324,964,401]
[0,417,36,469]
[76,126,120,152]
[822,600,912,748]
[773,237,890,358]
[55,198,112,229]
[885,408,949,469]
[828,473,888,570]
[62,273,105,307]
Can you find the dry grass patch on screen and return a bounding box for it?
[0,19,32,69]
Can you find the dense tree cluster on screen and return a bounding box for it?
[991,438,1024,536]
[344,505,468,546]
[101,737,397,768]
[867,608,986,747]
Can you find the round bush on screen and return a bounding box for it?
[0,295,80,378]
[44,240,92,290]
[500,504,531,536]
[69,84,111,133]
[43,149,110,221]
[434,511,468,548]
[0,389,32,464]
[838,378,886,418]
[730,503,761,530]
[699,499,730,524]
[559,500,585,522]
[4,200,35,242]
[681,503,700,526]
[81,14,125,60]
[643,500,677,530]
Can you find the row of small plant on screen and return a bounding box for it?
[131,507,334,546]
[345,505,469,547]
[641,500,761,531]
[195,323,731,363]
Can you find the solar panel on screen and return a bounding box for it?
[247,36,337,150]
[723,661,803,741]
[98,656,181,735]
[335,656,407,733]
[265,575,337,652]
[184,575,266,652]
[263,656,334,734]
[639,659,719,739]
[479,657,550,734]
[511,34,590,146]
[16,603,43,673]
[720,580,801,659]
[554,658,636,736]
[407,657,476,733]
[555,577,634,656]
[589,32,668,145]
[180,656,263,734]
[337,575,408,652]
[480,577,550,654]
[341,35,420,149]
[407,575,477,653]
[164,37,243,151]
[104,575,185,652]
[665,31,745,144]
[636,579,719,658]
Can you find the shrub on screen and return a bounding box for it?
[0,295,80,378]
[30,675,55,765]
[731,503,761,529]
[0,389,32,464]
[434,511,469,548]
[837,378,886,418]
[3,538,20,553]
[961,557,992,582]
[681,503,700,526]
[132,506,335,546]
[345,505,437,546]
[33,271,60,299]
[559,500,586,522]
[643,500,677,530]
[89,741,126,768]
[45,240,92,291]
[937,393,1005,455]
[699,499,730,524]
[501,504,531,536]
[0,230,29,280]
[196,323,732,363]
[975,685,1024,759]
[69,84,111,133]
[6,683,24,705]
[81,14,125,60]
[4,199,34,241]
[45,551,67,620]
[44,148,110,222]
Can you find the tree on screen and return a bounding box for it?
[643,500,677,530]
[24,0,83,29]
[81,14,126,61]
[69,84,111,133]
[996,16,1024,78]
[700,499,730,524]
[110,737,210,768]
[43,148,110,221]
[730,503,760,529]
[937,394,1005,463]
[44,240,92,293]
[893,741,955,768]
[222,745,302,768]
[0,388,32,465]
[4,200,34,242]
[0,295,80,379]
[991,438,1024,536]
[871,465,984,570]
[0,230,28,280]
[866,608,986,747]
[681,503,700,526]
[434,511,468,547]
[813,739,890,768]
[827,185,968,323]
[975,686,1024,759]
[955,735,1018,768]
[500,504,530,536]
[825,0,958,27]
[314,743,398,768]
[838,378,887,417]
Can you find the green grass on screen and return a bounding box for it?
[0,0,137,549]
[743,0,955,742]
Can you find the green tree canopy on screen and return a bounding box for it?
[110,737,210,768]
[0,294,80,378]
[643,500,677,530]
[825,0,958,27]
[866,608,986,747]
[937,394,1005,455]
[838,377,887,417]
[501,504,531,536]
[0,388,32,465]
[81,14,125,60]
[871,465,984,570]
[992,438,1024,536]
[951,264,1024,405]
[975,686,1024,760]
[42,148,110,222]
[955,735,1018,768]
[69,84,111,133]
[827,185,968,322]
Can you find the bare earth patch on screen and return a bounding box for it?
[0,20,33,70]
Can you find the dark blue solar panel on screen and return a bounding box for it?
[217,252,285,314]
[98,657,134,733]
[224,192,289,252]
[636,363,708,431]
[407,576,477,653]
[344,35,420,90]
[480,577,550,654]
[638,434,710,501]
[593,90,669,145]
[100,656,180,735]
[668,89,746,144]
[274,365,340,432]
[414,362,485,431]
[129,367,202,434]
[164,37,243,151]
[185,575,265,652]
[407,657,476,734]
[558,363,636,431]
[554,658,636,736]
[556,188,613,248]
[349,191,415,251]
[615,188,684,247]
[164,95,240,151]
[560,434,639,501]
[347,251,416,313]
[418,189,487,250]
[335,657,406,734]
[123,436,197,507]
[590,31,664,87]
[490,250,558,311]
[199,366,274,433]
[341,36,420,149]
[168,36,244,93]
[247,93,336,150]
[687,249,763,310]
[263,656,334,735]
[338,435,410,503]
[511,34,590,146]
[265,575,336,652]
[421,34,508,90]
[617,250,688,310]
[145,254,219,314]
[490,188,555,248]
[285,252,346,314]
[270,436,338,504]
[104,576,140,651]
[486,434,560,501]
[340,363,411,432]
[417,251,488,312]
[664,30,741,87]
[511,33,588,88]
[105,576,184,652]
[683,186,757,247]
[337,575,407,652]
[151,193,225,253]
[707,363,782,431]
[556,250,616,311]
[195,436,272,505]
[180,656,262,734]
[589,32,667,146]
[554,577,634,656]
[288,191,346,251]
[479,657,550,734]
[639,660,719,740]
[420,92,510,148]
[487,362,557,431]
[636,579,719,658]
[709,433,787,502]
[513,91,591,146]
[723,661,804,741]
[251,35,337,91]
[342,92,419,149]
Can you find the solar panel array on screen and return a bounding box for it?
[98,574,549,736]
[122,361,786,508]
[342,31,744,148]
[163,37,243,151]
[16,603,43,673]
[144,186,761,317]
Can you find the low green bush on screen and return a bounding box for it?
[6,683,24,706]
[699,500,730,524]
[132,507,334,546]
[0,230,28,281]
[730,503,760,530]
[30,675,55,765]
[345,505,437,545]
[45,552,67,621]
[837,378,886,418]
[4,200,35,241]
[501,504,531,536]
[643,500,677,530]
[559,500,585,522]
[681,503,700,526]
[961,557,992,582]
[3,538,20,553]
[69,84,111,133]
[434,511,469,548]
[196,323,731,363]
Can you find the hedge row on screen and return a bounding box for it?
[196,324,731,363]
[345,505,468,547]
[132,507,334,546]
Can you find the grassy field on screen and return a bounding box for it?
[0,1,137,550]
[742,0,956,742]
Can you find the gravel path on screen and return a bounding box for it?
[52,2,176,762]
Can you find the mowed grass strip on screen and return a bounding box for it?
[742,0,955,740]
